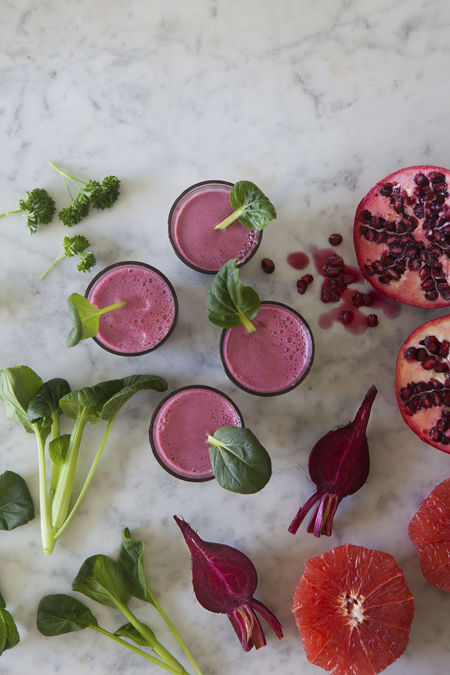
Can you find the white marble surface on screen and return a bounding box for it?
[0,1,449,673]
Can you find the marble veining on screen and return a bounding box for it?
[0,1,449,674]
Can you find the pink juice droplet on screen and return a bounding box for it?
[287,251,310,270]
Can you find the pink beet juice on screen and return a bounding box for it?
[150,385,243,481]
[168,180,261,274]
[221,302,314,396]
[85,261,178,356]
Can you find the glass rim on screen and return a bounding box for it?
[167,179,262,274]
[220,300,315,397]
[84,260,179,357]
[149,384,245,482]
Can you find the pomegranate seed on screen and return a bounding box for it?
[261,258,275,274]
[367,314,378,327]
[339,311,354,326]
[415,347,428,361]
[421,335,441,354]
[352,292,363,307]
[296,279,307,294]
[404,347,417,362]
[328,233,343,246]
[302,274,314,285]
[362,292,375,306]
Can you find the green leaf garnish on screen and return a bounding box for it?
[67,293,127,347]
[40,235,96,280]
[0,366,44,433]
[207,258,260,333]
[214,180,276,231]
[0,470,35,530]
[207,426,272,494]
[0,188,56,234]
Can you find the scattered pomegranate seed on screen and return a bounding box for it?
[367,314,378,327]
[328,233,343,246]
[339,311,354,326]
[302,274,314,285]
[296,279,307,294]
[261,258,275,274]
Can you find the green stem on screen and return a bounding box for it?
[34,429,54,554]
[214,206,246,230]
[90,625,181,673]
[49,416,61,509]
[237,308,257,334]
[98,300,127,315]
[53,418,115,541]
[40,251,66,280]
[118,604,187,674]
[49,161,87,186]
[0,209,23,218]
[51,409,87,530]
[147,591,203,675]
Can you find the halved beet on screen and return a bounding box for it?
[354,166,450,308]
[395,315,450,454]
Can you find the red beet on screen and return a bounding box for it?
[354,166,450,308]
[174,516,283,651]
[289,386,377,537]
[395,315,450,454]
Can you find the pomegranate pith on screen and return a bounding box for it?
[354,166,450,308]
[395,315,450,454]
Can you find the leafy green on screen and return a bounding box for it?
[48,435,70,464]
[117,527,153,603]
[27,378,71,425]
[0,188,56,234]
[100,376,168,422]
[0,366,44,433]
[207,426,272,494]
[0,607,20,655]
[0,470,35,530]
[206,258,260,333]
[72,555,131,610]
[59,379,124,422]
[40,235,96,280]
[114,622,156,646]
[37,594,98,635]
[50,162,120,227]
[67,293,127,348]
[214,180,276,231]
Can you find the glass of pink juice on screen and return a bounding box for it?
[168,180,262,274]
[220,301,314,396]
[149,385,243,481]
[85,261,178,356]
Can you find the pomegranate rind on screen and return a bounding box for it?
[395,315,450,455]
[408,478,450,592]
[354,165,450,309]
[292,543,414,675]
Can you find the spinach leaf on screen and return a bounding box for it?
[59,379,124,423]
[214,180,276,231]
[114,622,156,646]
[0,366,43,433]
[0,607,20,655]
[37,594,98,635]
[207,426,272,494]
[72,555,131,610]
[28,378,71,425]
[0,470,35,530]
[67,293,126,347]
[207,258,260,333]
[117,527,154,604]
[101,375,168,422]
[48,434,71,464]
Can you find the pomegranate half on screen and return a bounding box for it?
[354,166,450,308]
[395,315,450,454]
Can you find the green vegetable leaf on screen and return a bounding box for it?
[214,180,276,231]
[27,378,71,425]
[114,622,156,647]
[0,366,44,433]
[36,594,98,635]
[207,426,272,494]
[117,527,153,604]
[0,470,35,530]
[59,379,124,423]
[206,258,260,333]
[100,375,168,422]
[48,434,71,464]
[67,293,126,348]
[72,555,131,610]
[0,608,20,654]
[0,593,4,609]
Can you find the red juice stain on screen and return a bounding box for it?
[287,251,310,270]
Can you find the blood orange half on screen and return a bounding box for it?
[292,543,414,675]
[408,477,450,592]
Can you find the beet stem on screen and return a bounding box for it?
[288,490,320,534]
